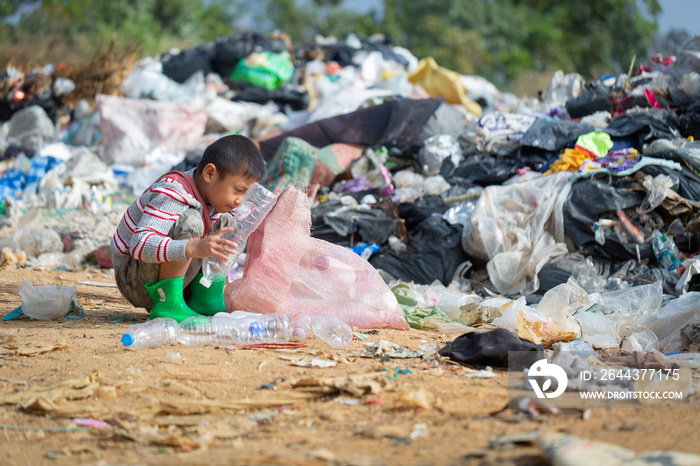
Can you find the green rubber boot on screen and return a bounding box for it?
[188,273,227,316]
[145,277,201,323]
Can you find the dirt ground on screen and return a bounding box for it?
[0,267,699,466]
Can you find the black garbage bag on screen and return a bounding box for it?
[565,84,612,119]
[369,215,468,285]
[312,202,398,246]
[563,174,654,261]
[162,43,215,83]
[231,83,309,112]
[438,329,544,369]
[603,110,681,147]
[259,98,442,160]
[397,194,449,231]
[678,99,700,140]
[520,119,595,152]
[450,155,520,186]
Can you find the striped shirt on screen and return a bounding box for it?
[110,169,222,267]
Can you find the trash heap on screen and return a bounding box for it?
[1,31,700,363]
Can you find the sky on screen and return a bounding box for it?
[657,0,700,34]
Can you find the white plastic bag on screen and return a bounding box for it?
[18,279,77,320]
[463,172,571,295]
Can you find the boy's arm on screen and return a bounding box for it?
[128,191,191,263]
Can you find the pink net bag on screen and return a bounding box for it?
[225,186,409,330]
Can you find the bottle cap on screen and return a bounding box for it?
[122,333,135,346]
[199,276,212,288]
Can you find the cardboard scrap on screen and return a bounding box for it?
[0,341,68,357]
[292,371,389,397]
[0,370,101,408]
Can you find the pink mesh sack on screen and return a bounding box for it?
[225,186,409,330]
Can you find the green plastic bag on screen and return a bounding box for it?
[229,51,294,90]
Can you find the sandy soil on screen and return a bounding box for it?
[0,267,699,466]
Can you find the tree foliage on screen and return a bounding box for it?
[0,0,241,65]
[0,0,671,89]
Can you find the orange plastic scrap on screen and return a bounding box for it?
[517,311,577,346]
[407,57,482,117]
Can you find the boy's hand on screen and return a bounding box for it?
[185,227,238,261]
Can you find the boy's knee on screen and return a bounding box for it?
[212,212,234,232]
[170,207,204,239]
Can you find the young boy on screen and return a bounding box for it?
[111,135,267,322]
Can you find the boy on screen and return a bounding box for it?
[111,135,267,322]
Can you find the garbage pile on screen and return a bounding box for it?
[1,31,700,364]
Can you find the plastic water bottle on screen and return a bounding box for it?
[200,183,277,287]
[121,318,181,350]
[290,313,312,341]
[177,312,291,346]
[312,315,353,349]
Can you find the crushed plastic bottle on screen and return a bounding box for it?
[121,318,181,350]
[177,312,291,346]
[290,313,312,341]
[200,182,276,287]
[311,315,353,349]
[651,230,681,271]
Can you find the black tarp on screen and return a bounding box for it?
[258,98,443,160]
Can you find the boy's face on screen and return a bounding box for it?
[200,165,258,213]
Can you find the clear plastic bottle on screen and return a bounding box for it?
[200,183,277,287]
[121,318,181,350]
[290,313,312,341]
[311,315,353,349]
[177,312,291,346]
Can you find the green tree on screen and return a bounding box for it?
[1,0,243,66]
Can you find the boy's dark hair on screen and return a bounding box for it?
[196,135,267,181]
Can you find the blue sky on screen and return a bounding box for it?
[657,0,700,34]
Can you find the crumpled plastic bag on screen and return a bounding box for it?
[463,172,571,295]
[638,173,676,213]
[225,186,408,330]
[418,134,462,176]
[18,279,77,320]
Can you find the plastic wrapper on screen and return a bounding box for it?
[121,68,206,104]
[418,134,462,176]
[571,256,606,293]
[18,279,77,320]
[593,281,663,338]
[621,329,659,353]
[639,173,675,213]
[535,278,588,335]
[225,186,409,330]
[6,105,57,151]
[463,172,571,295]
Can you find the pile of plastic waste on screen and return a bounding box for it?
[1,30,700,370]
